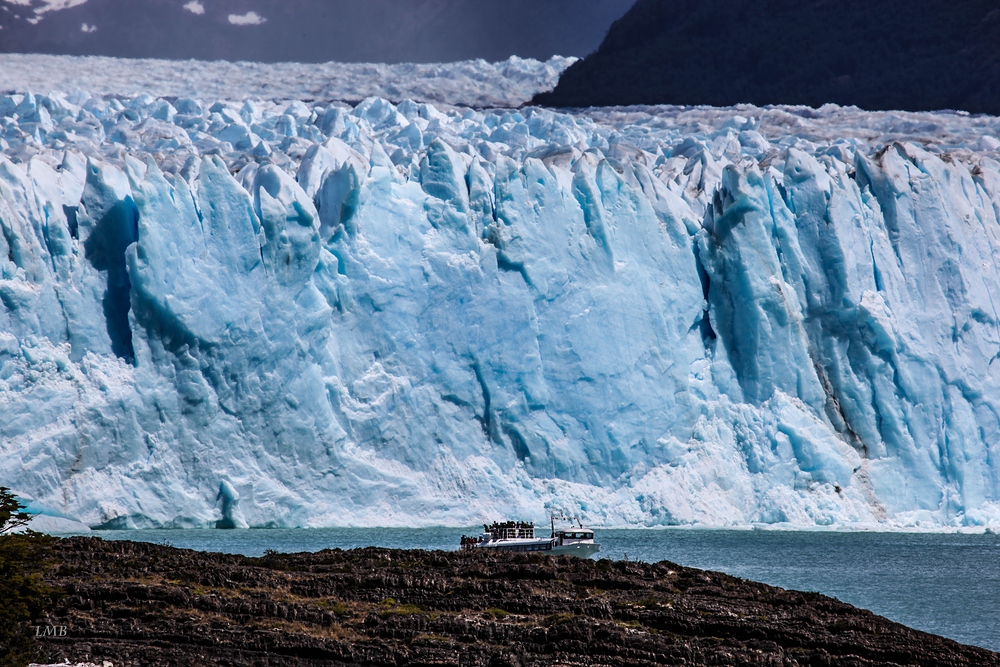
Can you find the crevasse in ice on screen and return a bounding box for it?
[3,72,1000,529]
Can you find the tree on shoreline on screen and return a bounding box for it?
[0,487,34,535]
[0,488,60,667]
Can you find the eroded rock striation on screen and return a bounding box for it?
[31,537,1000,666]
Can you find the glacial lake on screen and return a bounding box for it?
[68,527,1000,653]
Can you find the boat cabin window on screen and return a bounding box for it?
[559,531,593,539]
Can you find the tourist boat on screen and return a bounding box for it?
[460,518,601,557]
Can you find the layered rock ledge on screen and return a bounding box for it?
[29,537,999,666]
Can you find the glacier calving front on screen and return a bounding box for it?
[3,70,1000,528]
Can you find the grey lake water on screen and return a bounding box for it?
[72,527,1000,653]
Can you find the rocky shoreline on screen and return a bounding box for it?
[28,537,999,666]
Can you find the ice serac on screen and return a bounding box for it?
[2,79,1000,529]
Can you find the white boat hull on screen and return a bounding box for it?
[549,541,601,558]
[470,539,601,558]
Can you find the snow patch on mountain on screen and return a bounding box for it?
[2,0,87,22]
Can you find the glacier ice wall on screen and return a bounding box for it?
[3,75,1000,529]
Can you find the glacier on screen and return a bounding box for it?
[3,56,1000,530]
[0,53,576,109]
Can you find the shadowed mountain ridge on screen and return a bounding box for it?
[534,0,1000,114]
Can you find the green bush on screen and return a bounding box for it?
[0,488,33,537]
[0,488,61,667]
[542,612,576,626]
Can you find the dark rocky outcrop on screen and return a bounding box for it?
[21,537,1000,666]
[534,0,1000,114]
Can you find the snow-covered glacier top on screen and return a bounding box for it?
[0,53,576,109]
[3,56,1000,531]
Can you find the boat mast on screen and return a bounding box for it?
[549,510,566,538]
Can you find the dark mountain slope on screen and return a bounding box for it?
[534,0,1000,114]
[0,0,633,64]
